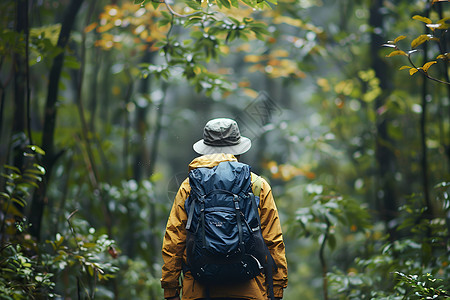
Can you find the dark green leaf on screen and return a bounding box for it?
[218,0,231,9]
[12,197,26,207]
[4,165,20,173]
[230,0,239,7]
[185,0,202,10]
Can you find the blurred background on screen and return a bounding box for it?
[0,0,449,299]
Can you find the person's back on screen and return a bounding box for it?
[161,118,288,300]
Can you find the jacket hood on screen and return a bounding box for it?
[188,153,237,171]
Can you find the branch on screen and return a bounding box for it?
[163,0,201,18]
[319,217,330,300]
[407,52,450,85]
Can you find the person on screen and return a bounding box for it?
[161,118,288,300]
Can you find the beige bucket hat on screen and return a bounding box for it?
[193,118,252,155]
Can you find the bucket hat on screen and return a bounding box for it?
[193,118,252,155]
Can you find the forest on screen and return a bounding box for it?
[0,0,449,299]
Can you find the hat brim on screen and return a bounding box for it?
[193,136,252,155]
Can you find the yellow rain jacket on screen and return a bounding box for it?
[161,154,288,299]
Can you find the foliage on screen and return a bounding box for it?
[383,14,450,85]
[0,149,120,299]
[89,0,272,96]
[45,220,119,298]
[0,243,56,299]
[394,272,449,299]
[327,182,450,299]
[0,146,45,237]
[1,0,450,299]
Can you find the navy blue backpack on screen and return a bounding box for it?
[185,161,276,298]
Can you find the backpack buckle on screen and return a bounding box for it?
[233,195,240,210]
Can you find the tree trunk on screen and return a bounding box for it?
[420,3,433,220]
[435,3,450,171]
[12,0,29,170]
[28,0,84,241]
[369,0,397,239]
[133,50,154,181]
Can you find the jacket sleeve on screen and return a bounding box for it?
[160,178,190,298]
[258,178,288,298]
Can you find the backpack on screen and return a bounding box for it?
[184,161,276,298]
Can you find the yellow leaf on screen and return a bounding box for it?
[267,58,281,66]
[426,23,443,31]
[436,53,450,60]
[271,49,290,57]
[236,43,251,52]
[97,23,114,33]
[317,78,330,92]
[393,35,406,43]
[85,22,98,33]
[422,61,437,72]
[399,65,411,70]
[409,68,419,76]
[244,54,264,63]
[412,15,432,24]
[112,86,121,96]
[273,16,303,27]
[411,34,431,48]
[238,80,251,88]
[219,45,230,55]
[437,17,450,29]
[386,50,408,57]
[242,88,259,99]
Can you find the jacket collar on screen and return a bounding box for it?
[188,153,237,171]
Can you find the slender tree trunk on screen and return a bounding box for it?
[435,3,450,171]
[319,218,330,300]
[420,4,433,220]
[369,0,397,239]
[88,47,101,132]
[133,50,154,181]
[149,82,167,177]
[12,0,29,171]
[123,73,134,180]
[28,0,84,240]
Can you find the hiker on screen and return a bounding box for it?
[161,118,288,300]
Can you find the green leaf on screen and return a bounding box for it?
[185,0,202,10]
[27,145,46,155]
[12,197,26,207]
[151,1,161,10]
[4,165,21,173]
[64,55,81,69]
[22,179,40,188]
[218,0,231,8]
[184,17,203,28]
[160,11,171,20]
[228,17,241,25]
[230,0,239,7]
[0,192,10,200]
[328,233,337,250]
